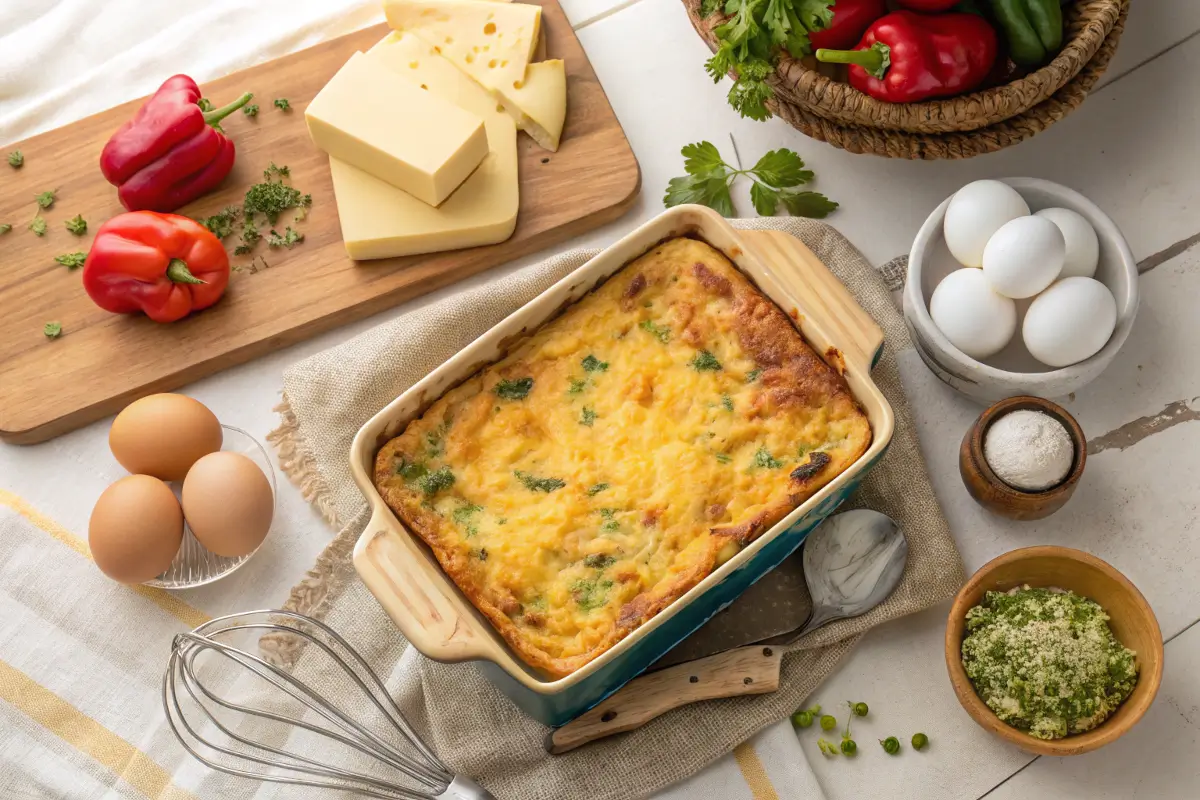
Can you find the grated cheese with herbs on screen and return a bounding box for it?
[962,586,1138,740]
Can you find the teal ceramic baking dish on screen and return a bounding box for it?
[350,206,894,726]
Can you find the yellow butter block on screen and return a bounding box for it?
[500,59,566,152]
[383,0,541,95]
[330,33,519,261]
[306,51,488,207]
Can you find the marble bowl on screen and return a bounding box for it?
[945,546,1163,756]
[904,178,1138,404]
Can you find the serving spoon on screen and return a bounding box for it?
[546,509,908,753]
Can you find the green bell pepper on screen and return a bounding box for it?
[987,0,1064,67]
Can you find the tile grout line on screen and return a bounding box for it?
[1099,28,1200,91]
[570,0,646,32]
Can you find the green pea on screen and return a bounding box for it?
[840,738,857,756]
[881,736,900,755]
[851,701,868,717]
[912,732,929,750]
[819,714,837,731]
[791,710,814,728]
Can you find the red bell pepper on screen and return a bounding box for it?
[100,76,252,213]
[809,0,887,52]
[815,11,997,103]
[894,0,960,11]
[82,212,230,323]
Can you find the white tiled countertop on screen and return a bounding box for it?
[4,1,1200,798]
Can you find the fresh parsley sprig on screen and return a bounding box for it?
[663,141,837,218]
[701,0,834,120]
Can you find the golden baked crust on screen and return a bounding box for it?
[374,238,871,678]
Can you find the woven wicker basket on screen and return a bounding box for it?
[684,0,1129,159]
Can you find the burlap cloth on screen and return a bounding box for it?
[266,217,964,800]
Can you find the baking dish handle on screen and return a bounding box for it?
[740,230,885,372]
[353,505,499,664]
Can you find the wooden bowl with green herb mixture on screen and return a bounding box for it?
[945,546,1163,756]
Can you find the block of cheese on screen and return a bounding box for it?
[329,33,519,261]
[383,0,541,95]
[306,51,488,207]
[500,59,566,152]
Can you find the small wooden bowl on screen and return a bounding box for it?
[946,547,1163,756]
[959,396,1086,521]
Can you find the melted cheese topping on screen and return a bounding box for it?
[375,238,870,677]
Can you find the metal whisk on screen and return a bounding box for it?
[163,609,493,799]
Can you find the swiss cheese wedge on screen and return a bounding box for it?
[327,33,519,261]
[501,59,566,152]
[382,0,541,95]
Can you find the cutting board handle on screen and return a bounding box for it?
[545,645,782,754]
[740,230,885,373]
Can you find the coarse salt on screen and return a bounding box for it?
[983,409,1074,491]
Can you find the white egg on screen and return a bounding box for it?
[982,216,1066,299]
[1023,277,1117,367]
[1035,207,1100,279]
[943,180,1031,268]
[930,268,1017,359]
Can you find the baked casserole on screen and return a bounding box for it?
[374,238,871,678]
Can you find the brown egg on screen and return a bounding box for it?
[89,475,184,584]
[109,394,223,481]
[182,452,273,557]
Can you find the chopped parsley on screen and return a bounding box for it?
[244,104,259,117]
[7,150,23,168]
[581,354,609,373]
[43,322,62,339]
[746,369,762,383]
[753,446,784,469]
[598,508,620,532]
[571,577,613,611]
[29,217,46,237]
[471,547,489,561]
[235,218,261,254]
[201,206,240,239]
[586,483,610,496]
[0,224,11,235]
[54,252,87,270]
[414,466,455,496]
[425,421,450,457]
[580,406,597,427]
[494,377,534,400]
[65,214,88,236]
[963,587,1138,740]
[452,503,483,535]
[689,350,722,371]
[568,378,587,395]
[243,169,310,225]
[715,453,732,464]
[34,190,56,210]
[264,162,290,180]
[584,553,616,569]
[639,319,671,344]
[721,395,734,412]
[394,457,428,481]
[274,98,291,111]
[267,226,304,249]
[515,470,565,493]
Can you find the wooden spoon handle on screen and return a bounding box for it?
[544,645,783,754]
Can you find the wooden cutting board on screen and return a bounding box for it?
[0,0,639,444]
